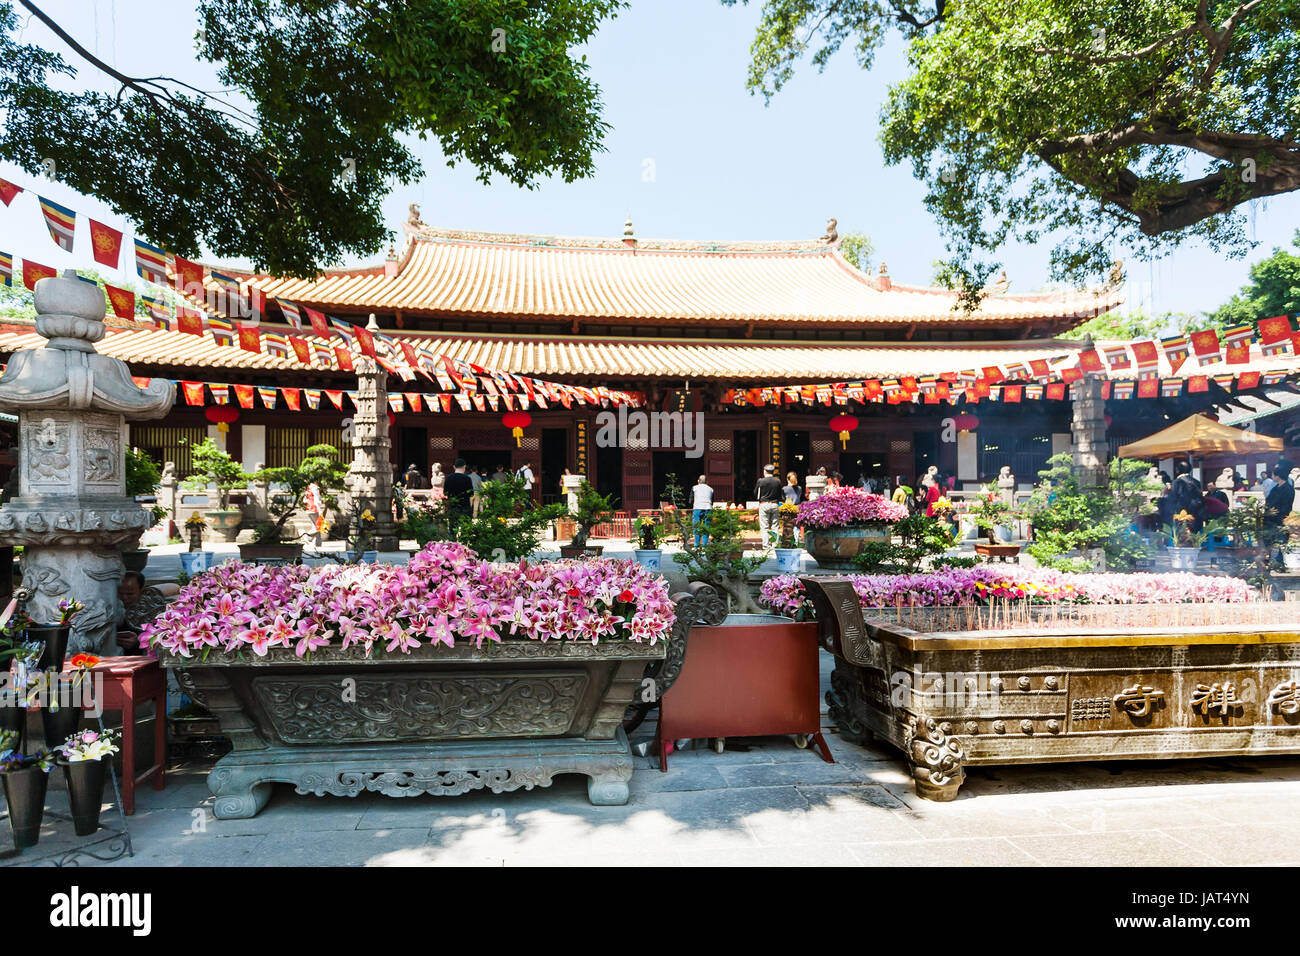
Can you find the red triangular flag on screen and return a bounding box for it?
[88,219,123,269]
[0,178,22,206]
[305,307,330,339]
[282,387,301,411]
[233,384,255,409]
[237,325,261,353]
[324,390,345,410]
[181,382,205,405]
[334,346,353,371]
[289,336,310,363]
[173,255,204,298]
[352,323,376,358]
[105,284,135,321]
[22,260,56,291]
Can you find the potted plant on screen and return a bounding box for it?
[183,437,251,542]
[774,502,802,573]
[1283,514,1300,571]
[241,444,347,563]
[56,727,120,836]
[0,729,53,849]
[633,516,664,571]
[1168,510,1206,569]
[661,475,767,613]
[123,447,165,573]
[794,486,908,571]
[405,476,565,561]
[560,480,616,558]
[143,542,672,814]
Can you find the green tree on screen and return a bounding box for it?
[1059,309,1197,341]
[838,231,874,272]
[405,475,565,560]
[0,0,625,278]
[182,437,252,510]
[727,0,1300,298]
[253,443,349,543]
[1208,230,1300,330]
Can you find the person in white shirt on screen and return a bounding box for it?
[690,475,714,546]
[516,461,535,491]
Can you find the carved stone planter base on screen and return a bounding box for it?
[207,731,636,817]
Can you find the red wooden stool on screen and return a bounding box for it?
[80,656,166,815]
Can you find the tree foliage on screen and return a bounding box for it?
[405,475,565,561]
[1208,229,1300,329]
[1059,308,1197,341]
[254,443,348,543]
[837,231,874,271]
[727,0,1300,297]
[0,0,624,277]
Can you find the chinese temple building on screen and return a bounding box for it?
[0,213,1192,509]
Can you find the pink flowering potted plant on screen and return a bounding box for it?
[795,487,908,570]
[142,542,672,816]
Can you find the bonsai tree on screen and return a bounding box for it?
[634,516,663,551]
[852,514,956,574]
[970,484,1015,543]
[251,444,348,544]
[1025,454,1158,572]
[662,474,766,614]
[569,480,616,549]
[182,437,251,511]
[406,474,564,561]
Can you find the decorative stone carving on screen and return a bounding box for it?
[1190,682,1242,718]
[0,271,173,652]
[252,672,589,742]
[904,714,965,801]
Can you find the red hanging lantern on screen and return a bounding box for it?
[204,404,239,435]
[828,413,859,449]
[952,412,979,432]
[502,410,532,447]
[387,411,397,427]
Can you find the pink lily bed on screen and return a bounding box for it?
[760,568,1255,619]
[142,541,676,659]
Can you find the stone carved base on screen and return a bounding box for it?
[207,731,636,818]
[904,714,966,802]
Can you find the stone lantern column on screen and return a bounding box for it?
[344,317,397,551]
[0,271,173,653]
[1071,375,1109,492]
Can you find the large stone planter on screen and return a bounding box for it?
[162,638,666,817]
[803,576,1300,801]
[803,524,890,571]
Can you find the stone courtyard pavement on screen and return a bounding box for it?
[71,653,1300,867]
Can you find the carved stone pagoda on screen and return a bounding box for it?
[0,271,173,653]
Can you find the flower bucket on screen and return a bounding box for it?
[179,551,212,575]
[2,766,48,849]
[633,549,662,572]
[41,699,81,752]
[61,756,108,836]
[805,525,890,571]
[1168,546,1200,570]
[361,550,379,564]
[29,624,71,673]
[775,547,802,573]
[0,703,23,735]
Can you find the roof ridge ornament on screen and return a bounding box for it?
[820,217,839,244]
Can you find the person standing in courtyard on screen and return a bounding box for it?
[755,463,783,549]
[445,458,474,522]
[691,474,714,546]
[1267,461,1295,526]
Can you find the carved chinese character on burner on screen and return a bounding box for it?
[1113,682,1166,718]
[1190,682,1242,718]
[1268,680,1300,716]
[1070,696,1110,721]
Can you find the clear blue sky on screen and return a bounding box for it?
[2,0,1296,319]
